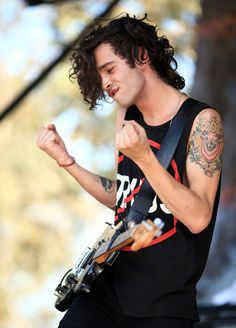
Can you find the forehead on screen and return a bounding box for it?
[94,43,120,70]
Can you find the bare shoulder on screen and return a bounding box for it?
[187,107,224,177]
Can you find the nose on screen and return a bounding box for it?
[101,75,111,92]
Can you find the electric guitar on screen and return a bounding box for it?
[54,219,164,312]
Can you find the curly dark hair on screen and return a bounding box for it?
[70,14,185,110]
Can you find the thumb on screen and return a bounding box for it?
[47,123,56,132]
[47,124,66,147]
[122,120,141,135]
[47,124,61,138]
[47,123,61,143]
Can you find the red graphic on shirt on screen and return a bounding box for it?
[116,139,181,250]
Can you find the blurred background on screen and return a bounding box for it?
[0,0,235,327]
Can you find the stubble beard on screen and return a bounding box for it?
[114,89,140,109]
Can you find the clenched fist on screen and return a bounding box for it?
[36,124,72,165]
[116,120,152,164]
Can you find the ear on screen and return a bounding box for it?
[138,48,149,62]
[137,48,149,70]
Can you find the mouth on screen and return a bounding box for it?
[108,88,119,98]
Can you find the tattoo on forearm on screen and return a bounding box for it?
[99,176,114,193]
[187,112,224,177]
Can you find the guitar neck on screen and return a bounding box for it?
[92,227,135,264]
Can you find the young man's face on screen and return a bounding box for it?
[94,43,146,108]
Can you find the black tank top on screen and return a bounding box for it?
[113,98,221,320]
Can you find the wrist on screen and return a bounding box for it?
[57,156,76,168]
[135,148,154,169]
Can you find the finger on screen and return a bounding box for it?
[131,223,151,238]
[122,120,140,128]
[130,228,147,251]
[43,130,58,143]
[148,219,164,237]
[130,221,159,251]
[131,225,154,244]
[116,131,125,151]
[37,127,50,147]
[146,219,159,232]
[37,126,56,142]
[133,227,154,243]
[116,127,131,150]
[122,121,139,136]
[38,130,58,149]
[131,240,143,252]
[47,124,61,139]
[131,232,154,251]
[120,124,139,147]
[122,120,142,135]
[133,233,153,247]
[47,123,56,132]
[115,132,120,149]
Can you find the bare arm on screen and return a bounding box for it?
[116,108,224,235]
[37,124,116,210]
[63,163,116,209]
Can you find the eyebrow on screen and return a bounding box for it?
[97,61,115,71]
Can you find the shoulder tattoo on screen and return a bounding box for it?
[99,176,114,193]
[187,111,224,177]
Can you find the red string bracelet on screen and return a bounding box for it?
[57,157,76,167]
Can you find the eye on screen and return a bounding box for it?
[107,67,114,74]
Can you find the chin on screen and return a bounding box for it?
[115,98,134,108]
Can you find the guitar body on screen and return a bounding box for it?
[54,222,133,312]
[55,284,77,312]
[54,219,164,312]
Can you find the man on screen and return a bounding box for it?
[37,14,224,328]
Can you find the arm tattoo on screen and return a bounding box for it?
[99,176,114,193]
[187,112,224,177]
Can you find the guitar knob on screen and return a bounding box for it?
[67,274,77,284]
[154,218,165,237]
[54,285,68,296]
[154,218,164,229]
[79,283,91,294]
[93,263,103,275]
[127,220,136,228]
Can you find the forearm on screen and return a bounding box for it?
[63,162,116,210]
[136,151,211,233]
[37,124,116,209]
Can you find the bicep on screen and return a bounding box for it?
[185,108,224,210]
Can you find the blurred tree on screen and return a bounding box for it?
[5,0,236,326]
[191,0,236,302]
[191,0,236,186]
[0,1,117,326]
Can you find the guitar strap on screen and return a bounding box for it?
[125,97,208,226]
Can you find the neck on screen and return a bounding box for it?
[135,73,187,126]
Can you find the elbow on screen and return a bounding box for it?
[188,209,212,234]
[108,204,116,211]
[105,200,117,211]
